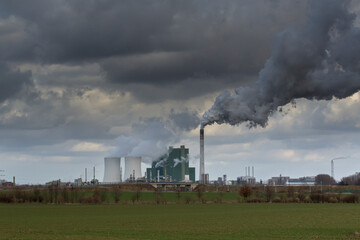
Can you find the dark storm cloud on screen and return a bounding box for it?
[0,62,33,103]
[0,0,308,101]
[0,0,184,62]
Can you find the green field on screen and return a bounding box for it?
[0,203,359,239]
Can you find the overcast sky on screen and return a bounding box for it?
[1,0,360,184]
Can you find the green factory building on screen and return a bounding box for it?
[146,145,195,182]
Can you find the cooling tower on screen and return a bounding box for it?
[103,157,121,183]
[124,156,142,181]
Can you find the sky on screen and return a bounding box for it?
[0,0,360,184]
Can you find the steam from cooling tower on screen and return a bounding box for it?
[110,119,177,163]
[201,0,360,129]
[110,112,199,167]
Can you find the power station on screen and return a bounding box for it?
[146,145,195,182]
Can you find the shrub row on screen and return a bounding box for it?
[1,188,359,204]
[267,193,359,203]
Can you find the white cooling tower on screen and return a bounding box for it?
[124,156,142,181]
[103,157,121,183]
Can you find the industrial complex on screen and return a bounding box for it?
[1,128,359,187]
[146,145,195,183]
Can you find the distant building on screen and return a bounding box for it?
[217,177,223,185]
[46,179,70,187]
[268,175,289,186]
[146,145,195,183]
[0,180,14,187]
[204,173,209,184]
[287,176,315,185]
[237,176,256,186]
[73,178,83,186]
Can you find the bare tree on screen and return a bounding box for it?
[265,185,274,202]
[239,185,252,200]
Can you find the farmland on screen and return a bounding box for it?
[0,203,359,239]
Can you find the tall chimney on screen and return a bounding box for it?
[252,166,254,178]
[200,128,205,183]
[93,166,95,181]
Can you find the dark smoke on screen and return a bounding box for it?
[201,0,360,128]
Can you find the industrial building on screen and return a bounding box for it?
[268,175,290,186]
[236,176,256,186]
[146,145,195,182]
[287,176,315,185]
[234,166,256,186]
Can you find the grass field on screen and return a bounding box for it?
[0,203,359,239]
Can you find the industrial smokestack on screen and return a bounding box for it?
[252,166,254,178]
[200,128,205,183]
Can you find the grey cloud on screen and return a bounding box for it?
[1,0,182,62]
[0,0,308,101]
[0,62,33,103]
[0,88,127,148]
[169,109,200,131]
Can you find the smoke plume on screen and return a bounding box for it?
[109,109,199,163]
[201,0,360,128]
[174,156,188,168]
[109,119,177,163]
